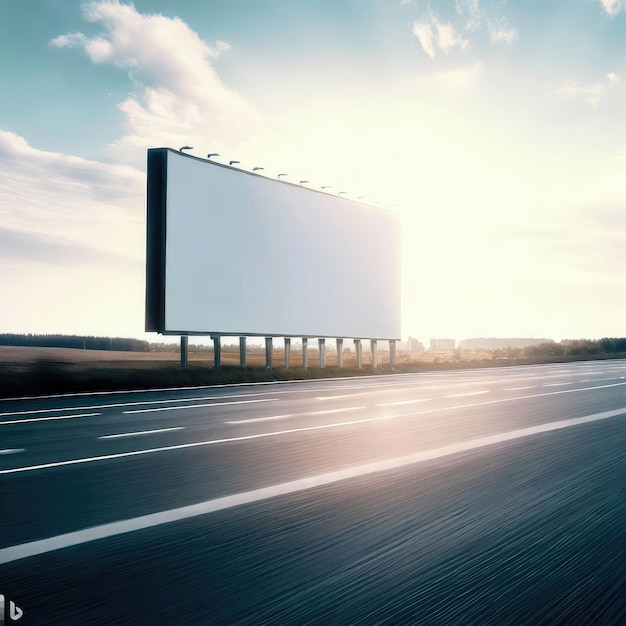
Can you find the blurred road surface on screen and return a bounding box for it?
[1,360,625,624]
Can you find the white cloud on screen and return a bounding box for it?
[412,21,437,59]
[51,1,261,160]
[412,14,468,58]
[436,21,469,54]
[431,61,485,88]
[0,129,146,335]
[598,0,624,16]
[557,73,619,108]
[0,130,143,260]
[487,19,518,44]
[412,1,515,59]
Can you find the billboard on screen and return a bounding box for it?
[146,148,400,339]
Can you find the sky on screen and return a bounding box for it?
[1,0,625,345]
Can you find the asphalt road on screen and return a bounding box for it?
[1,360,625,624]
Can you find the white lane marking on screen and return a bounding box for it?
[376,399,430,407]
[123,398,277,414]
[227,406,364,424]
[225,415,294,425]
[0,413,99,426]
[503,386,534,391]
[543,382,573,387]
[4,380,626,477]
[0,449,24,455]
[445,391,489,398]
[1,406,624,565]
[98,427,186,440]
[0,394,270,418]
[315,394,363,400]
[307,406,365,416]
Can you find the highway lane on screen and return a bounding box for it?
[0,360,625,623]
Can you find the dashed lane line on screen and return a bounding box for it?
[99,427,186,440]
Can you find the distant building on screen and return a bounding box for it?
[430,338,456,351]
[459,338,553,350]
[397,336,425,353]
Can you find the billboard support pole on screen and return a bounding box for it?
[265,337,273,368]
[212,335,221,369]
[371,339,378,368]
[239,336,247,367]
[336,338,343,368]
[318,338,326,368]
[390,340,397,368]
[302,338,308,369]
[355,339,363,368]
[180,335,188,368]
[284,337,291,368]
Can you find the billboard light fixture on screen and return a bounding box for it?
[321,185,332,189]
[207,153,219,159]
[277,173,288,178]
[300,180,309,185]
[339,191,347,195]
[253,167,264,171]
[229,160,240,166]
[179,146,193,153]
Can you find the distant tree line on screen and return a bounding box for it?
[522,338,626,358]
[0,334,151,352]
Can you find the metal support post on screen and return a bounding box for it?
[318,338,326,368]
[284,337,291,368]
[239,336,247,367]
[371,339,378,368]
[390,340,397,368]
[302,337,308,369]
[265,337,273,368]
[336,338,343,368]
[212,335,221,369]
[355,339,363,368]
[180,335,188,368]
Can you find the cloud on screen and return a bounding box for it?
[598,0,625,16]
[487,19,518,44]
[412,13,468,59]
[0,227,138,267]
[0,130,143,262]
[51,1,261,158]
[411,21,437,59]
[412,1,516,59]
[557,73,619,108]
[431,61,485,88]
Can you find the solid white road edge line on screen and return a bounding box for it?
[1,406,624,565]
[123,398,277,414]
[0,449,24,455]
[0,393,272,418]
[98,427,186,440]
[445,391,489,398]
[0,413,100,426]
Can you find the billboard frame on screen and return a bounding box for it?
[145,147,401,341]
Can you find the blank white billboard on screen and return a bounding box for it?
[146,148,400,339]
